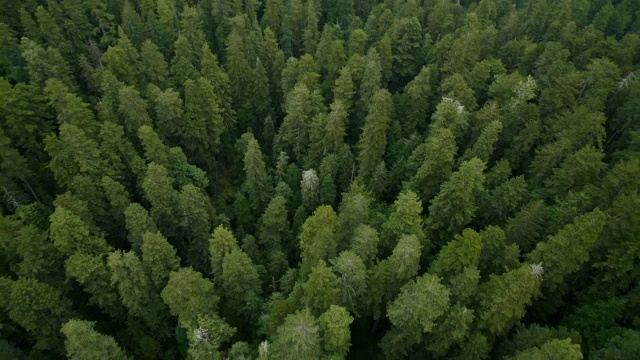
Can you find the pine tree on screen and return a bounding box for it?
[299,205,339,277]
[408,128,457,204]
[278,83,318,161]
[6,277,72,354]
[350,224,380,267]
[118,85,153,136]
[402,66,432,135]
[107,250,165,329]
[261,28,285,108]
[333,66,355,114]
[179,184,213,273]
[319,305,354,357]
[242,137,272,213]
[161,267,219,328]
[142,163,180,240]
[337,182,373,246]
[61,320,131,360]
[21,39,75,90]
[476,265,541,337]
[430,228,482,279]
[183,77,225,166]
[370,234,423,319]
[49,206,111,256]
[270,309,321,359]
[430,97,470,142]
[427,158,486,246]
[357,48,383,120]
[331,251,368,315]
[460,119,503,164]
[391,16,424,82]
[65,252,124,319]
[528,209,606,291]
[141,231,180,290]
[380,191,425,253]
[509,338,582,360]
[140,40,170,87]
[124,203,158,253]
[381,273,451,357]
[302,260,340,315]
[357,89,392,189]
[44,79,99,138]
[200,43,236,136]
[308,100,347,166]
[221,249,263,325]
[258,195,291,253]
[209,225,240,281]
[102,27,141,86]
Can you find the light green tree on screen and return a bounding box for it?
[61,319,131,360]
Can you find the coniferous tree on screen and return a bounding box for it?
[2,0,640,356]
[357,89,392,190]
[427,158,486,247]
[61,320,131,360]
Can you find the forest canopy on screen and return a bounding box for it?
[1,0,639,359]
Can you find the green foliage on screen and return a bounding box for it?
[427,158,486,245]
[331,251,368,315]
[209,225,240,281]
[221,249,263,323]
[477,265,541,337]
[380,190,425,252]
[61,319,131,360]
[508,338,582,360]
[141,231,180,290]
[161,267,219,328]
[7,277,72,352]
[299,205,338,277]
[430,229,482,278]
[528,209,606,290]
[382,273,450,357]
[319,305,354,357]
[301,260,340,316]
[357,89,392,189]
[270,309,321,359]
[2,1,640,357]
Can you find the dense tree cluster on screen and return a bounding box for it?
[1,0,639,358]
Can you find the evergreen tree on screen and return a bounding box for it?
[242,137,272,213]
[319,305,354,358]
[270,309,321,359]
[308,100,347,166]
[278,83,318,161]
[141,231,180,290]
[6,277,72,353]
[161,267,219,328]
[401,66,432,135]
[221,249,263,325]
[299,205,339,277]
[528,209,606,291]
[381,273,450,357]
[476,265,541,338]
[102,27,141,86]
[380,190,425,253]
[408,128,457,204]
[61,320,131,360]
[140,40,169,87]
[357,89,392,190]
[331,251,368,315]
[209,225,240,282]
[301,260,340,316]
[427,158,486,246]
[182,77,225,166]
